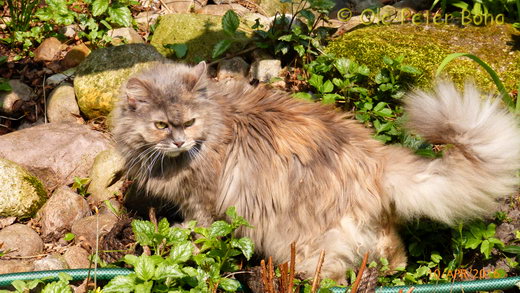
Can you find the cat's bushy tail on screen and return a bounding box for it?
[383,81,520,225]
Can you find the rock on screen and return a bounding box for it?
[38,186,91,239]
[0,224,44,257]
[63,246,91,269]
[34,37,63,62]
[250,59,282,82]
[59,25,77,38]
[242,13,272,29]
[107,27,144,45]
[257,0,290,16]
[0,260,34,274]
[164,0,207,13]
[0,80,34,114]
[47,83,80,123]
[217,57,250,80]
[62,43,91,69]
[74,44,165,119]
[87,148,125,204]
[98,199,123,217]
[135,11,160,30]
[150,14,250,63]
[0,122,111,189]
[17,117,45,130]
[0,159,47,218]
[196,4,250,16]
[33,255,67,270]
[326,23,520,92]
[393,0,431,11]
[46,68,76,86]
[71,214,118,248]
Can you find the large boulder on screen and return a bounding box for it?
[74,44,166,119]
[326,23,520,92]
[0,122,111,190]
[0,159,47,218]
[150,14,250,63]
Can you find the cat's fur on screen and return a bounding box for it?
[113,61,520,281]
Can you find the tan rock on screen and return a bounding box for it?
[0,224,43,257]
[63,246,91,269]
[0,80,34,114]
[47,83,80,123]
[87,148,125,204]
[0,260,34,274]
[34,37,63,62]
[107,27,144,45]
[196,4,250,16]
[71,214,118,248]
[63,43,91,68]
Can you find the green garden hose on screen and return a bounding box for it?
[0,269,518,292]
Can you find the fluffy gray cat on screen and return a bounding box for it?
[113,61,520,282]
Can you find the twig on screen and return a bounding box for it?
[208,46,257,67]
[42,74,47,124]
[0,114,25,120]
[310,250,325,293]
[260,259,270,292]
[268,257,275,293]
[350,252,369,293]
[94,206,100,289]
[149,207,158,232]
[279,263,289,293]
[288,242,296,292]
[158,0,173,13]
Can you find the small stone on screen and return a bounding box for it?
[46,68,76,86]
[107,27,144,45]
[196,4,250,16]
[71,214,118,248]
[0,260,34,274]
[38,186,91,239]
[0,80,34,114]
[250,59,282,82]
[0,224,44,257]
[63,246,91,269]
[59,25,77,38]
[47,83,80,123]
[62,43,91,68]
[164,0,206,13]
[34,37,63,62]
[87,148,125,204]
[33,255,67,270]
[217,57,250,80]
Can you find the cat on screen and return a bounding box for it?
[113,61,520,282]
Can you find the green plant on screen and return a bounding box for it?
[459,221,504,259]
[102,207,254,292]
[164,43,188,59]
[212,10,245,59]
[0,56,11,92]
[63,232,76,241]
[253,0,335,65]
[2,0,39,32]
[0,273,72,293]
[72,176,91,197]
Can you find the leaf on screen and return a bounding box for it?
[131,220,155,246]
[299,9,315,27]
[294,45,305,57]
[0,56,6,64]
[63,233,75,241]
[0,81,12,92]
[219,277,240,291]
[135,255,155,281]
[502,245,520,254]
[293,92,313,101]
[155,262,185,279]
[210,221,233,238]
[399,65,422,75]
[382,55,394,66]
[134,281,153,293]
[41,281,72,293]
[321,80,334,93]
[124,254,139,266]
[308,74,323,89]
[480,239,491,258]
[164,43,188,59]
[108,5,132,27]
[484,223,496,239]
[278,34,292,41]
[322,94,340,104]
[230,237,255,260]
[222,10,240,35]
[92,0,109,16]
[170,242,193,263]
[464,237,482,249]
[212,39,233,59]
[102,275,136,293]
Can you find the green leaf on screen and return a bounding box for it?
[135,281,153,293]
[231,237,255,260]
[321,80,334,93]
[294,45,305,57]
[322,94,340,104]
[63,233,75,241]
[219,277,240,291]
[464,237,482,249]
[135,255,155,281]
[399,65,422,75]
[299,9,315,27]
[484,223,496,238]
[502,245,520,254]
[293,92,313,101]
[132,220,155,246]
[170,242,193,263]
[164,43,188,59]
[382,56,394,66]
[92,0,109,16]
[210,221,233,238]
[155,262,185,279]
[0,56,6,64]
[41,281,72,293]
[222,10,240,35]
[212,39,233,59]
[430,252,442,263]
[124,254,139,266]
[481,239,491,258]
[278,34,292,41]
[103,275,136,293]
[308,74,323,89]
[108,5,132,27]
[0,81,12,92]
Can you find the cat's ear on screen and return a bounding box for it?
[124,77,151,110]
[185,61,207,92]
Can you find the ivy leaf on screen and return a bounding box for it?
[108,5,132,27]
[102,275,136,293]
[135,255,155,281]
[212,39,233,59]
[92,0,109,16]
[222,10,239,35]
[210,221,233,238]
[219,277,240,291]
[231,237,255,260]
[170,242,193,263]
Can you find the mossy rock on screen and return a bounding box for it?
[0,158,47,218]
[150,14,251,63]
[326,23,520,93]
[74,44,166,119]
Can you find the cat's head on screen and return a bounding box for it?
[115,61,218,159]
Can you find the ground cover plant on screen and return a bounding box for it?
[0,0,519,292]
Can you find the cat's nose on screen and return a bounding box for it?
[174,141,185,147]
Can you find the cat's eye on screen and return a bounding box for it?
[183,118,196,127]
[154,121,168,129]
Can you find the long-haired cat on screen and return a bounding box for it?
[113,61,520,282]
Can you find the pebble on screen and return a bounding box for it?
[46,83,81,123]
[0,224,44,257]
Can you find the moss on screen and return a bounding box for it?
[22,175,47,217]
[150,14,251,63]
[326,23,520,93]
